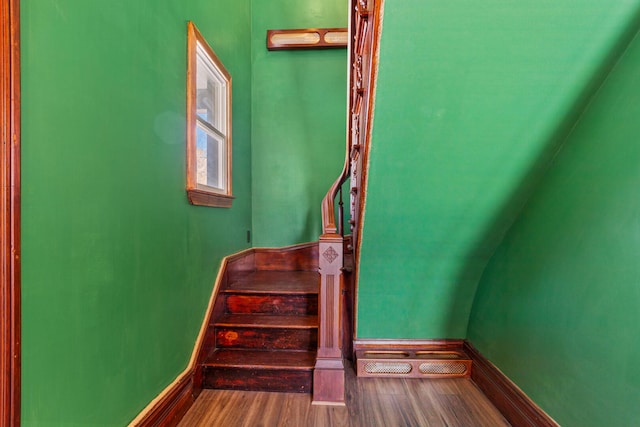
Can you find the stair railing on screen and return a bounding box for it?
[313,146,350,405]
[313,0,381,406]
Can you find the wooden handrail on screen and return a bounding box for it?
[320,156,350,236]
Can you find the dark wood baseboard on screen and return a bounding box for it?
[463,341,559,427]
[133,373,195,427]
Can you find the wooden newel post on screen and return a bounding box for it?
[313,233,346,405]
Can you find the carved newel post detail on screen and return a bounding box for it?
[313,233,345,405]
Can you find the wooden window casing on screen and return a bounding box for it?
[186,22,234,208]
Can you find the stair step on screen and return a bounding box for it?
[214,314,317,329]
[225,271,318,294]
[224,293,317,315]
[203,349,315,392]
[215,326,317,350]
[356,349,472,379]
[205,349,316,369]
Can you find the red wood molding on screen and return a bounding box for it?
[1,0,21,425]
[267,28,348,51]
[463,341,560,427]
[133,374,195,427]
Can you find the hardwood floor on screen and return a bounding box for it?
[179,364,510,426]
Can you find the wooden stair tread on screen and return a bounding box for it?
[215,314,318,328]
[225,271,318,294]
[205,349,316,370]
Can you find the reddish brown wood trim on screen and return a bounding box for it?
[133,374,195,427]
[1,0,20,425]
[354,338,465,351]
[267,28,348,51]
[186,22,233,208]
[464,341,559,427]
[186,189,234,208]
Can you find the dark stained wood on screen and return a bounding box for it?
[215,327,317,351]
[215,314,317,329]
[267,28,348,51]
[179,363,511,427]
[134,374,195,427]
[464,341,559,427]
[253,242,318,271]
[224,249,255,284]
[226,271,318,293]
[225,293,317,315]
[205,349,316,369]
[203,349,315,393]
[195,244,321,395]
[0,0,20,425]
[203,367,313,394]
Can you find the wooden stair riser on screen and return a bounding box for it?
[203,366,312,393]
[223,294,318,316]
[215,327,317,351]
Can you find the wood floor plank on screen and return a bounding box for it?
[179,364,511,427]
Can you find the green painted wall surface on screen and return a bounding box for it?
[21,1,251,425]
[357,0,640,338]
[468,29,640,427]
[251,0,347,247]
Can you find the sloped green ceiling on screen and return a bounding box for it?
[357,0,640,338]
[468,26,640,427]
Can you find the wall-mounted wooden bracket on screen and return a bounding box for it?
[267,28,348,51]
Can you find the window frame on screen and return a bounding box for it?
[186,21,234,208]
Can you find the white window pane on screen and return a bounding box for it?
[196,45,226,133]
[196,123,226,190]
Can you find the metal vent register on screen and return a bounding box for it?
[419,362,467,375]
[364,362,412,375]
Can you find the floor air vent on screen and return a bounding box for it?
[356,349,472,379]
[364,362,412,375]
[419,361,467,375]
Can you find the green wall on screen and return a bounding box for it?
[250,0,347,247]
[357,0,640,338]
[468,27,640,427]
[21,1,251,425]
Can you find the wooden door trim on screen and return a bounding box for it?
[1,0,20,424]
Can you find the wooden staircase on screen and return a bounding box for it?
[197,245,319,394]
